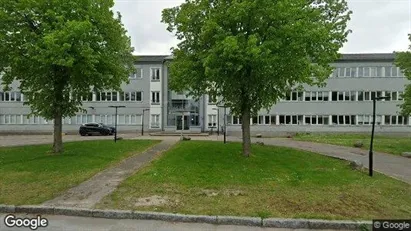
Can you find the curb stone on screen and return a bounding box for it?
[92,209,134,219]
[15,205,54,215]
[263,218,310,229]
[217,215,262,226]
[0,205,15,213]
[54,207,92,217]
[133,211,218,224]
[2,205,371,230]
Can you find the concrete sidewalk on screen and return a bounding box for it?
[42,139,178,208]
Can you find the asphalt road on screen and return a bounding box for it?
[0,214,344,231]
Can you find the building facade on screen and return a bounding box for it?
[0,53,410,135]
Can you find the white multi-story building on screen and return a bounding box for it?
[0,53,410,135]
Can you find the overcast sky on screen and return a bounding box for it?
[113,0,411,55]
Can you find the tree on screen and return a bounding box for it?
[395,34,411,115]
[162,0,352,156]
[0,0,135,153]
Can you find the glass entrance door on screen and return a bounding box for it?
[176,115,190,130]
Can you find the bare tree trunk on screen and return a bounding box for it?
[241,110,251,157]
[53,113,63,153]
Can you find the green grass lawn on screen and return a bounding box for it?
[293,133,411,156]
[96,141,411,220]
[0,139,160,205]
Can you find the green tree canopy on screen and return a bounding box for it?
[0,0,135,152]
[395,34,411,115]
[162,0,352,156]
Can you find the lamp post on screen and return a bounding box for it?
[109,106,125,143]
[212,108,219,135]
[141,109,150,136]
[369,96,390,176]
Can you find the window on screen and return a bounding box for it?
[285,115,291,124]
[323,92,329,101]
[332,92,338,101]
[350,91,356,101]
[384,91,391,101]
[344,91,350,101]
[131,67,143,79]
[208,94,217,104]
[391,116,397,125]
[392,67,398,77]
[338,68,344,77]
[258,115,264,125]
[125,92,130,101]
[295,92,302,101]
[370,67,377,77]
[305,92,311,101]
[285,92,291,101]
[311,92,317,101]
[338,92,344,101]
[106,92,112,101]
[358,67,364,77]
[392,92,398,101]
[365,92,370,101]
[291,92,298,101]
[385,67,391,77]
[384,115,390,125]
[262,115,270,124]
[364,67,370,77]
[371,91,376,100]
[252,116,258,124]
[345,68,351,77]
[208,115,217,127]
[151,68,160,81]
[151,91,160,104]
[358,91,364,101]
[305,116,311,125]
[136,92,143,101]
[279,115,285,124]
[151,114,160,127]
[317,92,323,101]
[232,116,242,125]
[270,115,276,125]
[15,92,21,101]
[130,92,136,101]
[112,92,118,101]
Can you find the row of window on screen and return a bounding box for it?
[282,91,404,102]
[331,66,405,78]
[0,114,143,125]
[230,115,409,126]
[82,91,161,103]
[130,67,161,81]
[0,92,22,102]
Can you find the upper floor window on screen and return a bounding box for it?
[131,67,143,79]
[151,91,160,104]
[208,94,217,104]
[0,92,22,102]
[151,68,160,81]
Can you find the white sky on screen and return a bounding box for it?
[113,0,411,55]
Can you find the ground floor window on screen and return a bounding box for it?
[151,114,160,128]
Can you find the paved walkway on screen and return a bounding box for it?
[42,139,178,208]
[0,214,346,231]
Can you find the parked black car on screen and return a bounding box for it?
[79,123,116,136]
